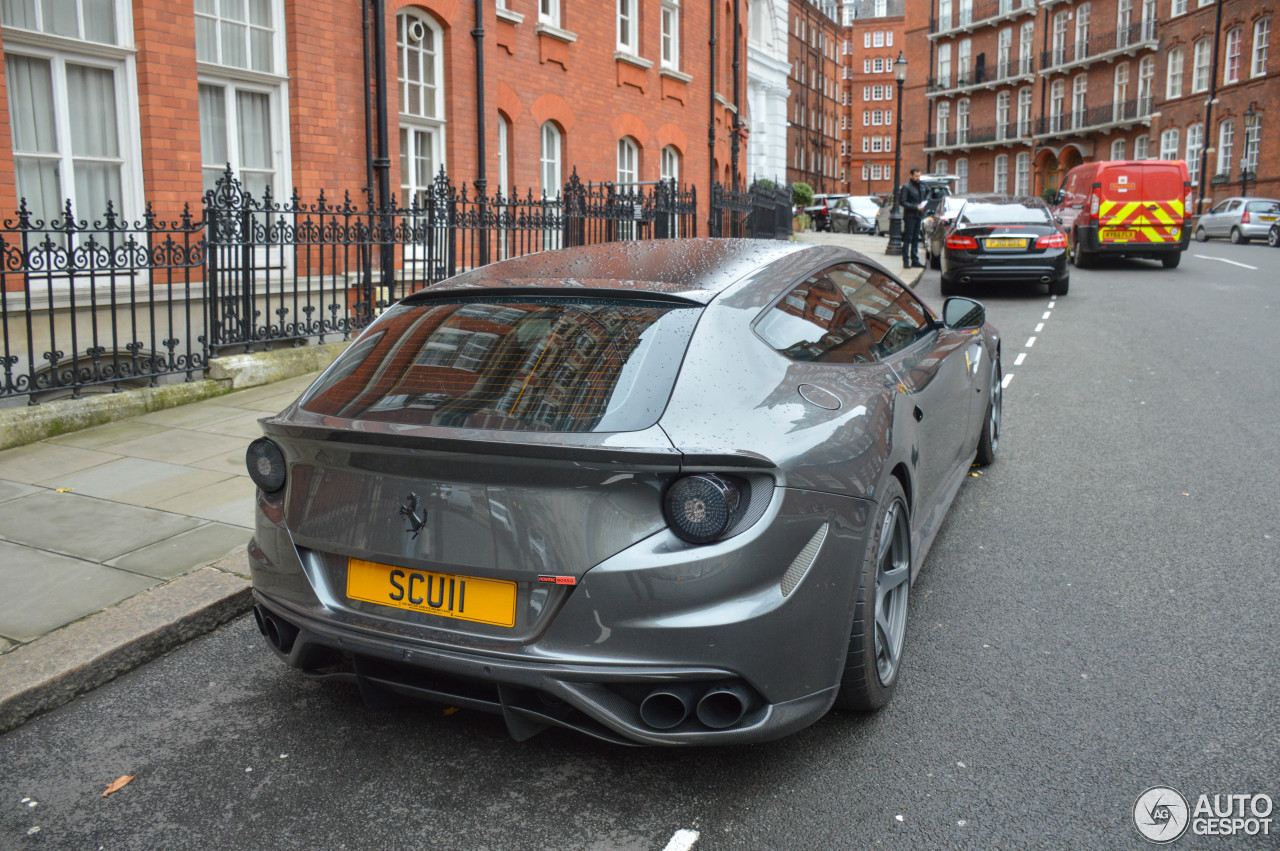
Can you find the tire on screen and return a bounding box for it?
[1269,226,1280,248]
[834,476,910,712]
[1070,234,1092,268]
[975,355,1001,466]
[1049,274,1069,295]
[1161,252,1182,269]
[939,275,957,296]
[1194,226,1208,242]
[1230,227,1246,244]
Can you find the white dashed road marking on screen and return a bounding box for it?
[1014,352,1027,366]
[1001,373,1014,388]
[1025,336,1036,347]
[663,830,700,851]
[1194,254,1257,270]
[1035,323,1044,332]
[1042,311,1051,319]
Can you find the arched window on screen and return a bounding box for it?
[1160,128,1179,160]
[540,121,562,198]
[617,137,639,185]
[497,113,510,197]
[397,10,445,208]
[1134,134,1150,159]
[1191,37,1211,93]
[935,159,949,175]
[661,145,680,182]
[994,154,1009,193]
[1074,3,1091,61]
[1111,138,1126,160]
[1185,123,1204,185]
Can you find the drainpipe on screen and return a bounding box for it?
[362,0,374,206]
[709,0,717,229]
[371,0,393,291]
[731,0,741,184]
[1197,0,1225,216]
[473,0,489,265]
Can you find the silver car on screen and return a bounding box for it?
[246,239,1002,745]
[1194,196,1280,243]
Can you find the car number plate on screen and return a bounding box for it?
[984,237,1027,248]
[346,558,517,627]
[1260,215,1278,222]
[1102,228,1137,240]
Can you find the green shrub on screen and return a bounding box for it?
[792,182,814,208]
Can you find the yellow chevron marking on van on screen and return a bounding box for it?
[1147,205,1177,226]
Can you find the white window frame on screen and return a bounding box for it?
[1135,134,1150,159]
[957,98,970,144]
[1253,18,1270,78]
[994,153,1008,193]
[1014,151,1030,195]
[1074,3,1091,62]
[540,121,562,198]
[956,158,968,193]
[497,113,510,197]
[996,90,1010,140]
[660,145,679,182]
[4,26,145,225]
[936,101,951,144]
[1111,138,1126,160]
[958,38,971,83]
[1017,87,1032,136]
[1166,47,1183,99]
[1050,79,1065,132]
[1071,74,1087,128]
[618,0,639,55]
[936,44,951,88]
[540,0,561,29]
[1224,27,1242,84]
[617,136,639,185]
[1186,123,1204,185]
[1217,119,1234,176]
[1171,0,1186,15]
[1052,12,1069,66]
[1191,38,1210,93]
[1019,21,1034,74]
[873,31,884,48]
[1160,128,1179,160]
[396,10,446,214]
[935,159,949,176]
[1114,62,1130,120]
[661,0,680,70]
[998,28,1012,77]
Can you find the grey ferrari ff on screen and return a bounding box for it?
[246,238,1002,746]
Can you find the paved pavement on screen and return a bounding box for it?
[0,229,909,733]
[792,228,925,287]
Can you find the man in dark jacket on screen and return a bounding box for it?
[899,168,927,269]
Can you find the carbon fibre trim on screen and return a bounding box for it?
[780,523,829,597]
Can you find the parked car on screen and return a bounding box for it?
[1051,159,1191,269]
[922,194,971,269]
[940,194,1070,296]
[875,175,959,235]
[246,239,1002,746]
[1270,223,1280,248]
[829,195,881,234]
[805,194,851,231]
[1194,197,1280,244]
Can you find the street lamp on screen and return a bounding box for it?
[885,51,908,256]
[1241,103,1258,198]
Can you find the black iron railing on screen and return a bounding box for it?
[708,180,793,239]
[929,0,1036,35]
[0,167,786,404]
[1035,98,1154,136]
[1042,19,1158,71]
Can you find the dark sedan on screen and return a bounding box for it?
[245,239,1001,746]
[940,195,1070,296]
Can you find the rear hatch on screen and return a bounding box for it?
[266,293,703,640]
[1096,162,1187,245]
[948,199,1060,260]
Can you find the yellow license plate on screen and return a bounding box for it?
[1260,215,1278,222]
[1102,229,1137,240]
[346,558,517,627]
[984,237,1027,248]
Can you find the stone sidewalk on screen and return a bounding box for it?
[0,373,320,730]
[0,229,916,733]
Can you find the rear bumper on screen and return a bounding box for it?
[248,486,873,745]
[941,250,1069,284]
[1078,223,1191,255]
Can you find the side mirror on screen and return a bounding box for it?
[1054,189,1066,205]
[1054,215,1064,225]
[942,297,985,330]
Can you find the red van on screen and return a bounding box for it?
[1052,160,1192,269]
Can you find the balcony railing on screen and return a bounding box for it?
[927,120,1029,150]
[928,55,1036,95]
[1041,19,1159,73]
[929,0,1036,36]
[1034,97,1154,137]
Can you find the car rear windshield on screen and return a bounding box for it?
[1245,201,1280,213]
[298,296,701,433]
[958,201,1052,225]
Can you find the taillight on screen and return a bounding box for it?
[945,234,979,250]
[664,474,749,544]
[1184,187,1193,217]
[246,438,287,494]
[1242,210,1251,224]
[1035,233,1068,248]
[1089,189,1100,218]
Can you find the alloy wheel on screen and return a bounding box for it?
[989,363,1002,454]
[874,501,911,685]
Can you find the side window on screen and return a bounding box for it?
[1227,200,1243,212]
[829,263,935,358]
[755,273,878,364]
[1210,201,1230,214]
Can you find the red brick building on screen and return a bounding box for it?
[0,0,748,228]
[900,0,1276,205]
[841,3,907,198]
[787,0,844,193]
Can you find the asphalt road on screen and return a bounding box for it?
[3,241,1278,850]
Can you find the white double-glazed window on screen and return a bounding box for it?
[1243,119,1260,172]
[1117,0,1132,45]
[540,0,560,28]
[996,91,1010,139]
[994,154,1008,193]
[956,99,970,144]
[497,114,510,197]
[1217,119,1234,176]
[997,29,1012,77]
[1170,0,1186,15]
[1138,55,1155,112]
[540,122,562,198]
[935,101,950,145]
[1191,38,1210,93]
[1019,21,1034,74]
[661,0,680,70]
[618,0,638,55]
[196,0,289,202]
[1074,4,1091,61]
[1253,18,1270,78]
[396,10,445,211]
[1166,47,1184,99]
[1114,63,1130,120]
[660,146,680,182]
[1160,128,1179,160]
[1185,123,1204,185]
[1223,27,1242,84]
[1049,79,1065,132]
[938,0,952,30]
[1072,75,1087,128]
[1014,152,1030,195]
[617,137,638,185]
[958,39,971,83]
[936,44,952,88]
[3,0,142,224]
[956,159,968,193]
[1134,134,1150,159]
[1111,138,1126,160]
[935,159,949,176]
[1017,87,1032,136]
[1052,12,1068,66]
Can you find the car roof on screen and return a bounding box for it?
[407,239,812,304]
[957,193,1047,206]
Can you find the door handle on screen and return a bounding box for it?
[913,406,924,422]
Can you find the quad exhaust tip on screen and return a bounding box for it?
[639,685,696,730]
[638,682,756,731]
[254,604,299,655]
[696,683,752,729]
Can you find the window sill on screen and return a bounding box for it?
[660,67,693,83]
[535,23,578,43]
[497,8,524,24]
[615,51,653,69]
